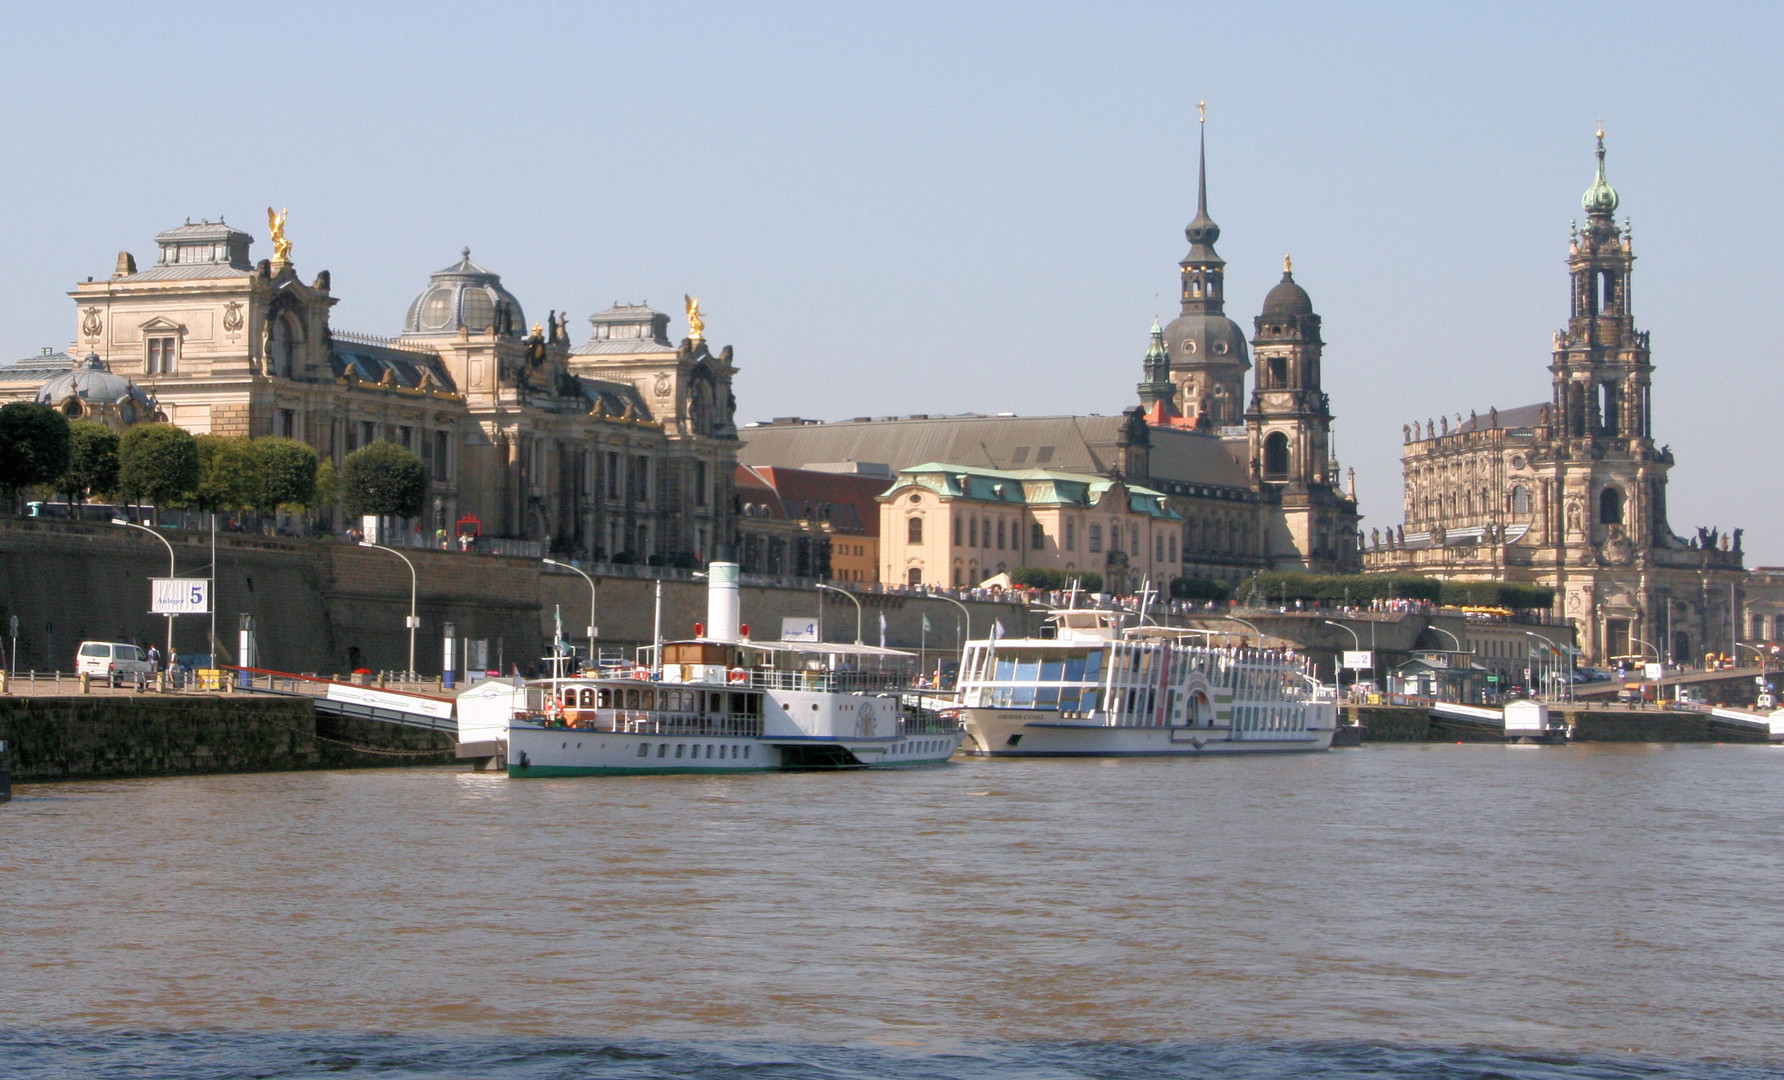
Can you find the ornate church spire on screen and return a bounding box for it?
[1582,126,1619,220]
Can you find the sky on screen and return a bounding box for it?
[3,2,1780,562]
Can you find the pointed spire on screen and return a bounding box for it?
[1185,116,1220,248]
[1583,126,1619,217]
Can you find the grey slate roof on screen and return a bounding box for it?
[0,350,78,383]
[122,263,254,281]
[740,414,1253,493]
[329,337,457,392]
[1454,402,1550,433]
[571,338,676,356]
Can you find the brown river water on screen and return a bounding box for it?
[4,743,1783,1078]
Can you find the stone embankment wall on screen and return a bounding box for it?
[0,518,1023,678]
[1342,703,1769,743]
[0,696,455,782]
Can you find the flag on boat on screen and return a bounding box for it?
[879,612,888,647]
[992,619,1006,640]
[922,615,932,633]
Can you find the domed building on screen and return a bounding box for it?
[35,352,162,428]
[0,218,741,574]
[402,249,526,337]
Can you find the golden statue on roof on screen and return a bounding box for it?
[685,294,704,343]
[267,207,292,264]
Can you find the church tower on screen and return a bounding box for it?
[1160,116,1249,429]
[1245,258,1359,569]
[1549,130,1669,558]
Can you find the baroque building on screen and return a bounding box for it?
[1363,135,1781,664]
[744,119,1361,590]
[1,216,739,563]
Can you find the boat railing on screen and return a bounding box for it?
[529,709,765,738]
[742,669,911,694]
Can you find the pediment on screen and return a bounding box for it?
[138,316,186,333]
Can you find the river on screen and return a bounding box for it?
[4,743,1781,1078]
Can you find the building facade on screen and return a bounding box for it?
[742,120,1360,589]
[1363,136,1780,664]
[876,463,1182,592]
[2,219,739,563]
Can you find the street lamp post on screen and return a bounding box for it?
[1322,618,1361,692]
[815,582,863,645]
[1525,630,1574,702]
[543,559,598,663]
[111,517,176,669]
[360,541,418,678]
[930,592,972,687]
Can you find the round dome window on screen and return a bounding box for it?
[420,289,454,330]
[460,288,496,331]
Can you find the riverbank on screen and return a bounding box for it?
[0,695,454,781]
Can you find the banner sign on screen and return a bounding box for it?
[781,617,819,642]
[1341,650,1374,670]
[151,578,211,614]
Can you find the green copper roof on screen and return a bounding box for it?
[1582,131,1619,216]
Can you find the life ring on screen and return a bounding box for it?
[728,667,747,684]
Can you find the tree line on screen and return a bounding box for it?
[0,401,428,519]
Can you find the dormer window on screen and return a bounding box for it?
[146,336,177,374]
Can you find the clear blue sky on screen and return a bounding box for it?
[4,2,1779,561]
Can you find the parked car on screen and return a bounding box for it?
[172,652,214,674]
[75,641,155,678]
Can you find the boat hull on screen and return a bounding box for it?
[959,708,1335,756]
[508,723,964,777]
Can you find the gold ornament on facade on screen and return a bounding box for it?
[684,294,704,343]
[81,307,103,340]
[266,207,292,264]
[222,301,244,334]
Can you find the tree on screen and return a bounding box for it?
[340,440,426,518]
[194,435,262,513]
[55,420,120,507]
[118,423,200,509]
[312,457,337,509]
[253,437,318,513]
[0,402,72,508]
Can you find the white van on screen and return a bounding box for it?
[76,641,155,677]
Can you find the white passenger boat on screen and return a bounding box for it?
[458,558,963,776]
[955,609,1337,756]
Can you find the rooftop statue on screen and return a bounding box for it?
[267,207,292,264]
[685,294,704,343]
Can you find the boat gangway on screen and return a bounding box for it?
[1707,707,1784,743]
[228,667,458,735]
[1429,699,1559,740]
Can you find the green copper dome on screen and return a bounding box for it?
[1582,131,1619,216]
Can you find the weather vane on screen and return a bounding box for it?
[1197,101,1206,124]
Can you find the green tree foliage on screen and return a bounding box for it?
[1243,571,1443,605]
[194,435,262,513]
[1169,576,1231,602]
[56,420,120,505]
[1435,580,1556,611]
[311,458,337,510]
[253,437,318,512]
[341,440,426,518]
[0,402,72,505]
[1007,566,1103,593]
[118,423,200,508]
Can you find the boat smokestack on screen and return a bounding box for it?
[705,545,741,643]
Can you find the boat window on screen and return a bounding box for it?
[994,656,1016,681]
[580,688,596,708]
[598,688,613,708]
[744,746,751,759]
[1034,687,1059,706]
[638,743,650,756]
[1083,651,1103,678]
[658,744,668,757]
[624,688,639,710]
[1058,691,1080,712]
[1080,689,1099,712]
[1040,658,1065,682]
[675,744,684,758]
[1014,658,1040,683]
[1064,655,1086,682]
[562,688,577,706]
[706,745,714,758]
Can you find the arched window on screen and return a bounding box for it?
[1262,432,1290,480]
[1269,355,1288,387]
[1599,487,1623,525]
[1031,522,1045,550]
[1088,525,1103,553]
[1511,484,1532,516]
[907,516,923,544]
[907,566,922,586]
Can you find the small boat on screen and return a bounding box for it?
[460,558,963,776]
[955,608,1337,756]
